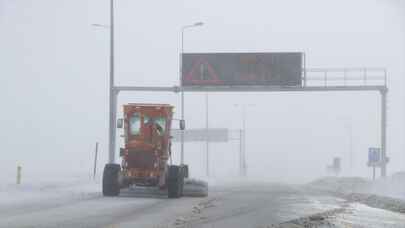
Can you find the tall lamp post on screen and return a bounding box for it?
[108,0,116,165]
[234,104,255,176]
[180,22,204,165]
[92,0,116,164]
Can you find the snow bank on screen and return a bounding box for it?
[308,176,405,199]
[306,176,405,214]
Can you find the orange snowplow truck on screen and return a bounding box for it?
[102,104,188,198]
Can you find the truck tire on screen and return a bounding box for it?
[102,163,121,196]
[183,165,189,178]
[179,167,185,197]
[168,165,184,198]
[179,170,184,196]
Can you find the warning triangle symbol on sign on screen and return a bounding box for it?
[184,58,223,85]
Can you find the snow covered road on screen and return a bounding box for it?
[1,180,405,228]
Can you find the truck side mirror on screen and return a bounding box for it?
[117,118,123,129]
[180,119,186,130]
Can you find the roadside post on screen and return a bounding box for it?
[93,142,99,180]
[16,165,22,185]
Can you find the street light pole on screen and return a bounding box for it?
[91,7,115,164]
[242,105,246,176]
[179,22,204,165]
[234,104,254,176]
[108,0,116,164]
[180,27,185,165]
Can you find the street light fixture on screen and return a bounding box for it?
[181,22,204,55]
[179,22,204,166]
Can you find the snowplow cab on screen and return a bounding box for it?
[120,104,173,186]
[103,103,188,198]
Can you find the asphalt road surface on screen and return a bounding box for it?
[1,182,405,228]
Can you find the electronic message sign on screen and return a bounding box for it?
[182,53,303,87]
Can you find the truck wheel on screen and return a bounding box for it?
[168,165,184,198]
[102,163,121,196]
[179,170,184,197]
[183,165,189,178]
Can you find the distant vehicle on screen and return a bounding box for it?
[102,104,188,198]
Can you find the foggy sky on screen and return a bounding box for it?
[1,0,404,182]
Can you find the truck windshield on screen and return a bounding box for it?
[155,117,166,134]
[143,116,166,135]
[129,113,141,135]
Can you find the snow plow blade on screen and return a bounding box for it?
[182,178,208,197]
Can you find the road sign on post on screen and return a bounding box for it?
[182,53,303,87]
[368,148,381,166]
[368,147,382,180]
[171,128,229,142]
